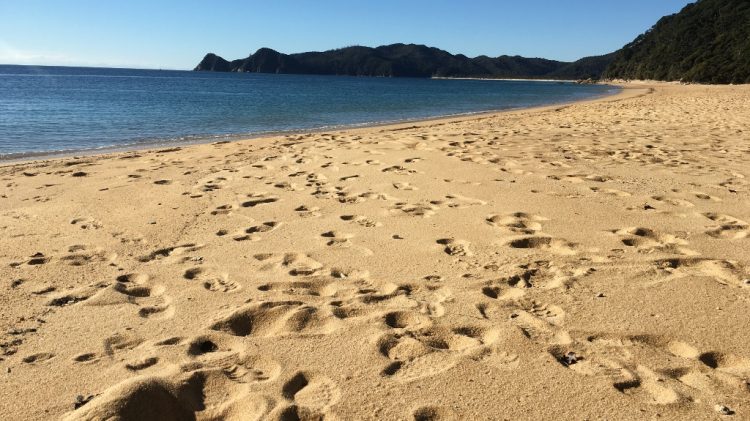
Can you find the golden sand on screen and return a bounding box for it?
[1,83,749,420]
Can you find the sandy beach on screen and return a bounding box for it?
[1,83,749,420]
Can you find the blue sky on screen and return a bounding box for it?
[0,0,694,69]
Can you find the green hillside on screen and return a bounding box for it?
[604,0,750,84]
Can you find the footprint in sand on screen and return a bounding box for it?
[378,324,515,382]
[703,212,749,239]
[381,352,459,383]
[439,194,487,208]
[246,221,283,234]
[124,356,159,371]
[321,230,354,247]
[273,180,304,191]
[437,238,473,257]
[277,371,341,416]
[693,191,722,202]
[391,201,440,218]
[487,212,548,234]
[295,205,322,218]
[183,267,240,293]
[139,243,203,263]
[651,195,695,208]
[102,332,144,358]
[612,227,696,255]
[383,311,432,330]
[412,405,459,421]
[232,221,282,242]
[46,288,95,307]
[64,361,278,420]
[22,352,55,364]
[258,279,338,298]
[85,279,163,307]
[195,174,230,192]
[211,204,234,216]
[11,252,50,267]
[241,192,279,208]
[548,333,750,410]
[481,268,540,300]
[72,352,100,364]
[694,350,750,378]
[349,190,399,203]
[209,301,337,337]
[138,299,175,319]
[10,246,111,268]
[506,236,579,256]
[70,217,102,230]
[559,173,611,184]
[340,214,382,227]
[92,276,175,319]
[382,165,419,175]
[115,273,150,284]
[60,247,116,267]
[255,253,326,277]
[393,181,418,190]
[589,186,632,197]
[523,300,566,326]
[653,257,749,288]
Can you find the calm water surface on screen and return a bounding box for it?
[0,65,619,158]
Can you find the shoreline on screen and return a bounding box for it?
[430,76,577,82]
[0,84,632,167]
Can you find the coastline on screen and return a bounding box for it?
[430,76,577,82]
[2,82,749,420]
[0,83,627,166]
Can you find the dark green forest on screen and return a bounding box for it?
[604,0,750,84]
[194,44,610,80]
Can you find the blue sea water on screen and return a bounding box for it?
[0,65,619,158]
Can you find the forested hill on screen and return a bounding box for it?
[196,1,750,84]
[603,0,750,84]
[194,44,611,80]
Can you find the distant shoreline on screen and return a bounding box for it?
[431,76,577,83]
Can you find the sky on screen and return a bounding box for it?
[0,0,695,70]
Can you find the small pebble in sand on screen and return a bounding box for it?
[596,292,606,298]
[714,404,734,416]
[74,395,94,409]
[561,352,580,366]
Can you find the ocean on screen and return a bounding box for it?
[0,65,619,159]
